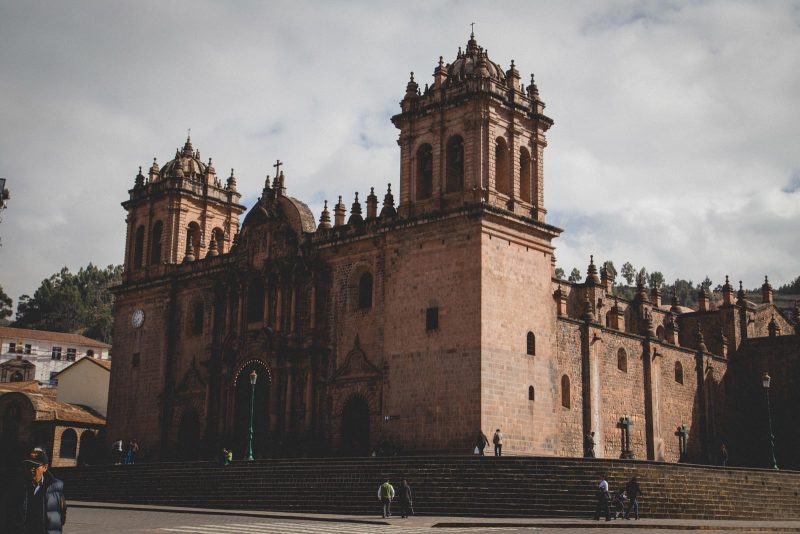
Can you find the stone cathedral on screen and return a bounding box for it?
[108,33,800,467]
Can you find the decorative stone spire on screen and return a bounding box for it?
[405,72,419,98]
[761,275,773,304]
[635,272,649,302]
[650,281,662,307]
[379,183,397,218]
[506,59,520,90]
[586,255,601,286]
[183,240,195,263]
[433,55,447,87]
[348,192,363,224]
[134,166,145,188]
[318,200,332,230]
[366,187,378,219]
[149,157,159,182]
[670,291,681,313]
[722,275,734,306]
[737,280,746,304]
[182,132,194,156]
[695,324,707,353]
[207,234,218,258]
[527,73,540,99]
[698,285,710,311]
[600,262,612,292]
[334,196,346,227]
[227,169,237,192]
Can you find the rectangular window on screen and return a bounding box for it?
[426,307,439,331]
[8,342,15,353]
[132,352,140,368]
[66,348,77,361]
[24,344,32,354]
[51,347,62,360]
[49,372,59,386]
[192,303,204,335]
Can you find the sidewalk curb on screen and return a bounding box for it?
[68,501,800,531]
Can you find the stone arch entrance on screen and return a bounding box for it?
[341,395,370,456]
[233,360,271,459]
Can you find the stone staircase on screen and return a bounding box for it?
[52,456,800,519]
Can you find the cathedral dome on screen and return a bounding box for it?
[159,135,207,179]
[446,33,506,82]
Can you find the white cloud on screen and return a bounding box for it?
[0,0,798,312]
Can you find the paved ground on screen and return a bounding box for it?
[66,503,800,534]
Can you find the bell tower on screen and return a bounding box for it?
[391,32,553,221]
[121,135,246,281]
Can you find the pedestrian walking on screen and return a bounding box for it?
[593,473,611,521]
[492,428,503,456]
[398,479,413,518]
[111,439,124,465]
[475,430,489,456]
[720,443,728,467]
[377,478,395,518]
[0,447,67,533]
[624,476,643,520]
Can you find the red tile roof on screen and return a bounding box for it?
[0,326,110,348]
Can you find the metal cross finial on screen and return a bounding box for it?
[187,128,191,138]
[273,159,283,175]
[470,22,475,36]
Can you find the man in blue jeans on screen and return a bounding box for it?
[624,476,644,520]
[377,478,395,518]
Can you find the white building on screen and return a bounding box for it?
[0,326,110,385]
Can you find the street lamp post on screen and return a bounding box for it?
[246,370,257,461]
[761,372,778,470]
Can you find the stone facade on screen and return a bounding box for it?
[107,33,800,468]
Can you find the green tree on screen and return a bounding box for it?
[554,267,565,280]
[648,271,664,289]
[602,261,617,284]
[0,284,12,325]
[777,275,800,294]
[14,264,122,343]
[568,267,582,283]
[621,262,636,286]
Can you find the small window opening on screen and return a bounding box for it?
[426,307,439,331]
[526,331,536,356]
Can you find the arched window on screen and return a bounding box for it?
[519,147,532,203]
[495,137,510,196]
[656,325,665,341]
[149,221,163,265]
[86,349,94,358]
[445,135,464,193]
[617,348,627,372]
[247,278,265,323]
[561,375,571,408]
[60,428,78,459]
[526,331,536,356]
[11,371,24,382]
[358,272,373,310]
[416,144,433,200]
[528,385,535,401]
[675,361,684,384]
[186,221,201,253]
[133,225,145,268]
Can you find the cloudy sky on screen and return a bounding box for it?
[1,0,798,310]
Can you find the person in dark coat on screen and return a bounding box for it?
[398,479,414,518]
[624,476,644,520]
[0,447,67,533]
[475,430,489,456]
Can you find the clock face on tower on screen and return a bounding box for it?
[132,308,145,328]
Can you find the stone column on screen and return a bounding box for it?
[580,306,604,456]
[304,369,313,432]
[642,339,664,461]
[284,364,293,433]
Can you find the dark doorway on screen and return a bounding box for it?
[341,396,370,456]
[78,430,97,465]
[176,410,201,460]
[233,362,271,460]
